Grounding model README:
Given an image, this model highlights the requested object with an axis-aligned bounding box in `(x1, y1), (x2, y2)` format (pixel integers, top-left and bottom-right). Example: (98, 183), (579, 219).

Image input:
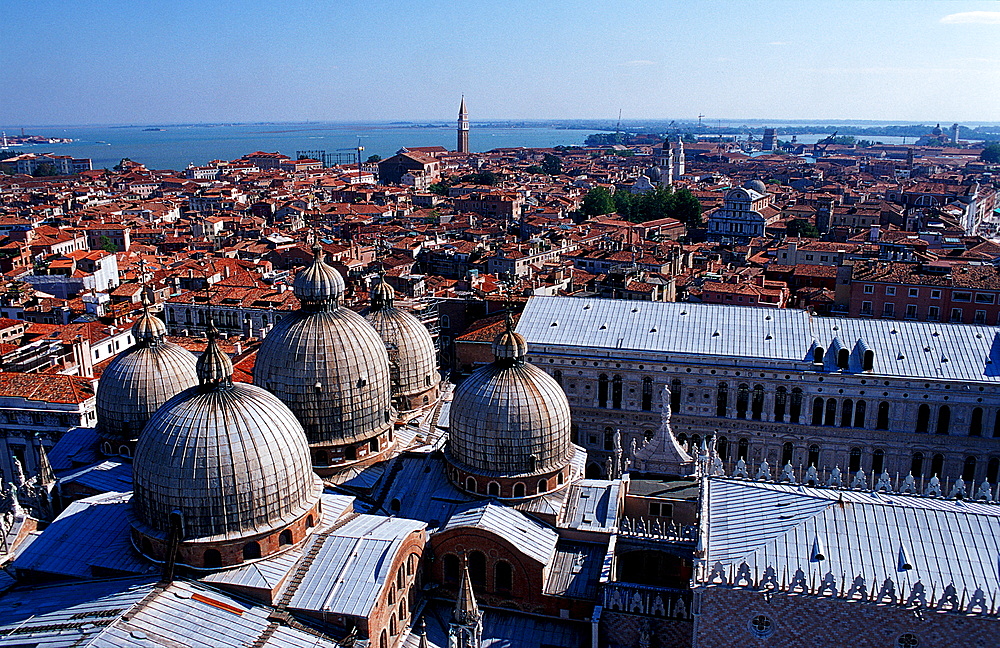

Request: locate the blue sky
(3, 0), (1000, 125)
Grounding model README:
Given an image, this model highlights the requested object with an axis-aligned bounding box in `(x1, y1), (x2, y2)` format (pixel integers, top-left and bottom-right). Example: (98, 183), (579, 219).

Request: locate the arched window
(987, 458), (999, 484)
(862, 349), (874, 371)
(495, 561), (513, 592)
(910, 453), (923, 477)
(537, 479), (547, 493)
(465, 477), (477, 493)
(824, 399), (837, 426)
(963, 456), (977, 482)
(513, 482), (525, 498)
(279, 529), (293, 546)
(970, 408), (983, 437)
(611, 375), (623, 409)
(931, 453), (944, 478)
(789, 388), (803, 423)
(774, 387), (787, 421)
(370, 437), (380, 452)
(936, 405), (951, 435)
(243, 542), (261, 560)
(736, 383), (750, 419)
(811, 397), (824, 425)
(468, 551), (486, 586)
(118, 445), (131, 458)
(598, 374), (608, 407)
(840, 399), (854, 428)
(604, 428), (614, 451)
(737, 438), (749, 460)
(872, 449), (885, 475)
(873, 401), (888, 430)
(813, 346), (825, 364)
(717, 436), (729, 460)
(854, 400), (867, 428)
(443, 554), (459, 584)
(808, 444), (820, 468)
(751, 385), (764, 420)
(203, 549), (222, 569)
(488, 482), (500, 497)
(670, 379), (682, 411)
(553, 369), (563, 386)
(380, 630), (388, 648)
(716, 383), (729, 417)
(849, 447), (862, 473)
(641, 377), (653, 411)
(390, 499), (401, 513)
(141, 537), (153, 558)
(915, 404), (930, 433)
(781, 442), (793, 466)
(837, 348), (850, 370)
(389, 616), (396, 637)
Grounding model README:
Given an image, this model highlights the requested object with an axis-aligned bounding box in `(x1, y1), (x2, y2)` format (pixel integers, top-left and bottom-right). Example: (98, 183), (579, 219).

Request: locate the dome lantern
(292, 242), (345, 311)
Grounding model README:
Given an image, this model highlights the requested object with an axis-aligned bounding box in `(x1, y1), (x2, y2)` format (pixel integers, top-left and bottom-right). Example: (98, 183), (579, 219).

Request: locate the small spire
(454, 559), (480, 625)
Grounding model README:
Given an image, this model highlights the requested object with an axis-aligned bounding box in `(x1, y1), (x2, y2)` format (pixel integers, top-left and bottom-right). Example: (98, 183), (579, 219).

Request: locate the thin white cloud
(940, 11), (1000, 24)
(620, 60), (656, 67)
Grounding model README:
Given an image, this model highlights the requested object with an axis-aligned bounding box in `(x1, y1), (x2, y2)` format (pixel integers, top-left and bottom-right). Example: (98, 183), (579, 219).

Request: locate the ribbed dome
(363, 283), (438, 404)
(254, 307), (393, 447)
(96, 312), (198, 442)
(293, 243), (345, 307)
(448, 325), (571, 477)
(743, 179), (767, 195)
(133, 337), (321, 541)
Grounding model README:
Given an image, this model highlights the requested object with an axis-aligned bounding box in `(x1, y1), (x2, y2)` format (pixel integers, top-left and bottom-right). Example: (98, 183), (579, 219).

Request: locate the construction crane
(697, 114), (705, 129)
(813, 131), (838, 156)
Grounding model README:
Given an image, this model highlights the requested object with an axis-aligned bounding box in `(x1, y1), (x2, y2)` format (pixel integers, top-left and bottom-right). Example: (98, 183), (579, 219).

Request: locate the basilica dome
(95, 302), (198, 451)
(743, 179), (767, 195)
(132, 325), (322, 569)
(362, 280), (439, 412)
(446, 315), (572, 497)
(254, 244), (394, 470)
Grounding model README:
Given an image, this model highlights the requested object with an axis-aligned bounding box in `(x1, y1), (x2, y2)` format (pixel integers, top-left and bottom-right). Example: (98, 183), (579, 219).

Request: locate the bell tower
(457, 96), (470, 153)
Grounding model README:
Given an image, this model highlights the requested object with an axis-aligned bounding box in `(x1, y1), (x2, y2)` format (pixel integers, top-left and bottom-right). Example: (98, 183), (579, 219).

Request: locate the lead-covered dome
(447, 316), (571, 482)
(363, 280), (439, 412)
(96, 302), (198, 449)
(254, 245), (394, 470)
(133, 326), (322, 568)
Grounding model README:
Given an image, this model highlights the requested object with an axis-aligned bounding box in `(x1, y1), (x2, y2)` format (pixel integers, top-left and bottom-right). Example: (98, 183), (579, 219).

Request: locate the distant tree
(525, 165), (545, 174)
(366, 154), (382, 163)
(462, 170), (499, 185)
(671, 188), (702, 227)
(31, 163), (59, 177)
(541, 153), (562, 175)
(981, 143), (1000, 163)
(581, 188), (615, 217)
(428, 182), (450, 196)
(98, 235), (119, 254)
(786, 218), (820, 238)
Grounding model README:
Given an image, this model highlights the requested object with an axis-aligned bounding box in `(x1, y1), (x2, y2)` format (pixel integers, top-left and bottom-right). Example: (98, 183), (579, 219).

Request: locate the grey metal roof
(47, 426), (100, 473)
(518, 295), (1000, 382)
(703, 477), (1000, 598)
(0, 577), (153, 647)
(557, 479), (621, 533)
(59, 460), (133, 494)
(443, 502), (558, 565)
(288, 514), (424, 618)
(543, 540), (606, 599)
(374, 454), (471, 528)
(401, 601), (587, 648)
(12, 492), (153, 580)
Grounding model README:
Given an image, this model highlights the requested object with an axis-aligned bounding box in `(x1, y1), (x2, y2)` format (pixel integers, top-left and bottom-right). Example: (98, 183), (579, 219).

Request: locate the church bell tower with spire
(457, 96), (470, 153)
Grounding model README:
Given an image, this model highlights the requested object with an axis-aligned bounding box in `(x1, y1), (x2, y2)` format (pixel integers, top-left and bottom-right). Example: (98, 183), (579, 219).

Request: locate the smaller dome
(491, 313), (527, 361)
(743, 179), (767, 195)
(132, 303), (167, 342)
(196, 324), (233, 385)
(293, 243), (345, 307)
(370, 280), (395, 309)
